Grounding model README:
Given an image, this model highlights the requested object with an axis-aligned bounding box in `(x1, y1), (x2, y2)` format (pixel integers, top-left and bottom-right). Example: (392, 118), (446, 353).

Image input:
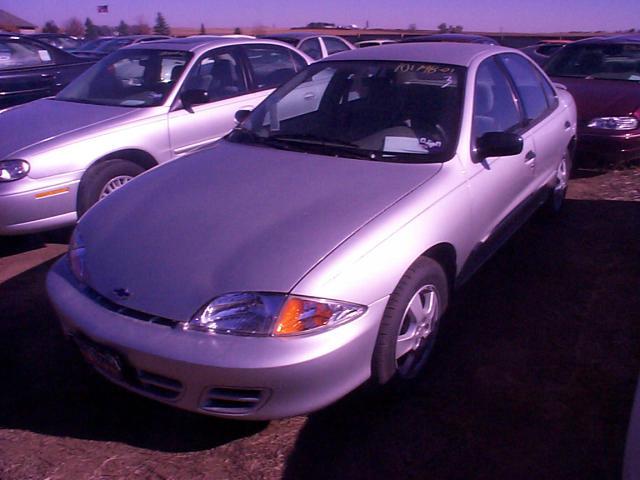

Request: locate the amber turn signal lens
(274, 298), (333, 335)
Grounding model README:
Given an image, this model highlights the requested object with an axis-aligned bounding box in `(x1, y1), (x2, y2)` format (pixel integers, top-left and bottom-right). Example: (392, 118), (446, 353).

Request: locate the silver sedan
(47, 43), (577, 420)
(0, 37), (310, 235)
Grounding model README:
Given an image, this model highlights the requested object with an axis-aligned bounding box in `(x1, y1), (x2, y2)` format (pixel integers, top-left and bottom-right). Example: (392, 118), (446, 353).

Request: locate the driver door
(168, 46), (262, 157)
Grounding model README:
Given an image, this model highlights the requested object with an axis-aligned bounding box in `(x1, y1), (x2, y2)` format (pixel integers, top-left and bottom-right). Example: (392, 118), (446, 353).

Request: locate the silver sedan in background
(47, 43), (576, 420)
(0, 37), (310, 235)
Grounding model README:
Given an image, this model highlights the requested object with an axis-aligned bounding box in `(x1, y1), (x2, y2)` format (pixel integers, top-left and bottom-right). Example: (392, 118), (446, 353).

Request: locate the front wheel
(372, 257), (449, 384)
(77, 159), (145, 217)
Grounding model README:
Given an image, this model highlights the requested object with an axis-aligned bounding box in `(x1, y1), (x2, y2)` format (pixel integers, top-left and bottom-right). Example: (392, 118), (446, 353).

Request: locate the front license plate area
(75, 336), (125, 381)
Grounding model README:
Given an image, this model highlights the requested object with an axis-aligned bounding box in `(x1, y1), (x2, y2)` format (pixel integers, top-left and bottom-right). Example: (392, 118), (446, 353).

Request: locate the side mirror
(475, 132), (523, 159)
(181, 89), (209, 113)
(235, 109), (251, 124)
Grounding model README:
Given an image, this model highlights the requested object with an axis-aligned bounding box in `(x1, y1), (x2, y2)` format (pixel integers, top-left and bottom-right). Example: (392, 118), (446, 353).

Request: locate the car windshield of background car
(545, 43), (640, 81)
(55, 49), (192, 107)
(229, 60), (464, 163)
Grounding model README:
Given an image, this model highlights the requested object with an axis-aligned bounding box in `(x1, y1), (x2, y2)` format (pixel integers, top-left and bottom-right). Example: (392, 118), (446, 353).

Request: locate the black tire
(372, 256), (449, 385)
(543, 148), (572, 217)
(77, 159), (145, 216)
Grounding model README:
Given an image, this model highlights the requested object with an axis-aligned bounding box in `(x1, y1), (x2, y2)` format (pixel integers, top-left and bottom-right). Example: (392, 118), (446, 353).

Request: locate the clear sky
(4, 0), (640, 33)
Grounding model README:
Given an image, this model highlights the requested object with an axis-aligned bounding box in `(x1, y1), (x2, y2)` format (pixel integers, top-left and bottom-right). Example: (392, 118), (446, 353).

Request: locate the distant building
(0, 9), (37, 34)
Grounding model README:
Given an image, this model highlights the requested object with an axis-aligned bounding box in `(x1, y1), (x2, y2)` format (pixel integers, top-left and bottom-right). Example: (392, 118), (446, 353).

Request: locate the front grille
(200, 387), (268, 414)
(85, 287), (180, 328)
(136, 370), (184, 399)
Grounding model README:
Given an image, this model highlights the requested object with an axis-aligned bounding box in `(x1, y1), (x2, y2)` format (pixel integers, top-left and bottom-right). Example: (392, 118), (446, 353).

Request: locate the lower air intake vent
(136, 370), (183, 399)
(200, 387), (267, 414)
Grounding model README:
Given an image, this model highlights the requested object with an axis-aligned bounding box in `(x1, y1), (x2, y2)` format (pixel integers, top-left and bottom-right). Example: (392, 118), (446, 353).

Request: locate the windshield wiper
(268, 133), (358, 148)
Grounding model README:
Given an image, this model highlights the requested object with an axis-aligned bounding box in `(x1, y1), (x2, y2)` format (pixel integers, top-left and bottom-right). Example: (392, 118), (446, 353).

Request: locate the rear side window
(473, 58), (522, 138)
(323, 37), (350, 55)
(183, 48), (247, 102)
(0, 39), (53, 69)
(244, 45), (305, 90)
(500, 53), (555, 123)
(299, 38), (322, 60)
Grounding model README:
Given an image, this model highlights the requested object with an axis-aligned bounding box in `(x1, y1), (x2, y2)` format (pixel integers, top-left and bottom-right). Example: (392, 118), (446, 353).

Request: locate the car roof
(123, 36), (304, 53)
(317, 42), (512, 66)
(573, 33), (640, 45)
(402, 33), (497, 44)
(259, 32), (314, 41)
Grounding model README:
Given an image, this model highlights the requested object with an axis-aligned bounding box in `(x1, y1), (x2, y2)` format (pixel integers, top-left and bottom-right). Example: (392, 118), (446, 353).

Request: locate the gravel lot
(1, 165), (639, 480)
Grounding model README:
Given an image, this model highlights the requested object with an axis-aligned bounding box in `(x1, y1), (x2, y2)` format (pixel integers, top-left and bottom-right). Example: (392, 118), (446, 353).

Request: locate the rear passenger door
(0, 37), (58, 107)
(168, 46), (262, 156)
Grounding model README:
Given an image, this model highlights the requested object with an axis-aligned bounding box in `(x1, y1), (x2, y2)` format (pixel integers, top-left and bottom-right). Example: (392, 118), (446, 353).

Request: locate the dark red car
(545, 35), (640, 166)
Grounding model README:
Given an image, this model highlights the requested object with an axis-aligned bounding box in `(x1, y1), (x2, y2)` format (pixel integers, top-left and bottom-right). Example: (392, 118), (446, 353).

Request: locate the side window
(183, 49), (247, 102)
(473, 58), (522, 138)
(0, 40), (53, 69)
(323, 37), (350, 55)
(500, 53), (555, 123)
(244, 45), (302, 90)
(299, 38), (322, 60)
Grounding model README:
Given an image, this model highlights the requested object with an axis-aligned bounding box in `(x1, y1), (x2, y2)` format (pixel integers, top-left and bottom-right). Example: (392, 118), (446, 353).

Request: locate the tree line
(41, 12), (171, 38)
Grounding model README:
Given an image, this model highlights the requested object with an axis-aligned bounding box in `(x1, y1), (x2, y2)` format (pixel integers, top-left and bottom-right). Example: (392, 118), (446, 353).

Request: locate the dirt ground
(1, 165), (639, 480)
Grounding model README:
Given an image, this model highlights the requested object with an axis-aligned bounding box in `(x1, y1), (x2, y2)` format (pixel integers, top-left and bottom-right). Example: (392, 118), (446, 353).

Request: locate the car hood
(551, 77), (640, 127)
(79, 141), (442, 321)
(0, 98), (138, 159)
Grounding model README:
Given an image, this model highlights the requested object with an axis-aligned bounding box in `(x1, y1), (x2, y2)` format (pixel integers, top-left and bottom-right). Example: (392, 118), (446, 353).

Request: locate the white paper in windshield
(383, 136), (424, 153)
(38, 50), (51, 62)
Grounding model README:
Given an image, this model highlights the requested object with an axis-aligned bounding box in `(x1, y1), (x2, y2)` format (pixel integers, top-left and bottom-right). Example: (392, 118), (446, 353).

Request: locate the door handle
(303, 92), (315, 100)
(525, 150), (536, 161)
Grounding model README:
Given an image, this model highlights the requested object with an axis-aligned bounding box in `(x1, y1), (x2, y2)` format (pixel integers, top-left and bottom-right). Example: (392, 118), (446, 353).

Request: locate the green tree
(437, 22), (448, 33)
(42, 20), (59, 34)
(233, 27), (242, 34)
(153, 12), (170, 35)
(116, 20), (130, 36)
(84, 17), (99, 39)
(199, 23), (206, 35)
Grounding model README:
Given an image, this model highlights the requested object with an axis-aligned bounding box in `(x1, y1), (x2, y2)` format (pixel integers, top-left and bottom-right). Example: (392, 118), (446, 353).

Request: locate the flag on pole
(97, 5), (108, 13)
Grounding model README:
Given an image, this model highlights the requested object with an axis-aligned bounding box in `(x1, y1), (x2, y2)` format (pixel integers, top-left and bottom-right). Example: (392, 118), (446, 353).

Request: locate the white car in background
(0, 37), (310, 235)
(259, 32), (355, 60)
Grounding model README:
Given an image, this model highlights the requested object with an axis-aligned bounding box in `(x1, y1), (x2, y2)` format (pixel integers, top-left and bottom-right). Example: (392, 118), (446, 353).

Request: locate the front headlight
(186, 292), (367, 336)
(68, 229), (87, 283)
(0, 159), (30, 182)
(587, 116), (638, 130)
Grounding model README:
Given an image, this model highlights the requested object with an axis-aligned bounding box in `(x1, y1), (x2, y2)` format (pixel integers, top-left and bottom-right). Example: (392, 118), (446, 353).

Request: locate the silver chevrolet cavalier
(0, 37), (310, 235)
(47, 43), (577, 420)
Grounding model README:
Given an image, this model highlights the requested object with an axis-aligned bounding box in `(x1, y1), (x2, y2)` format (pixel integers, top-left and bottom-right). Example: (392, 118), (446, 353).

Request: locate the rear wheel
(544, 148), (572, 216)
(77, 159), (145, 216)
(372, 257), (449, 384)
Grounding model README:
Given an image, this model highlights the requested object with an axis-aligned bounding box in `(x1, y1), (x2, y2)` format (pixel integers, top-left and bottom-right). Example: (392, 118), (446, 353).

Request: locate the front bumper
(46, 258), (388, 420)
(0, 173), (80, 235)
(576, 129), (640, 165)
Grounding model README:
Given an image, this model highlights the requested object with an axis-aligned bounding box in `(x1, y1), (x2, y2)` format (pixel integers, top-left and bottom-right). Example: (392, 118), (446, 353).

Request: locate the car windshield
(545, 43), (640, 81)
(228, 60), (464, 163)
(56, 48), (192, 107)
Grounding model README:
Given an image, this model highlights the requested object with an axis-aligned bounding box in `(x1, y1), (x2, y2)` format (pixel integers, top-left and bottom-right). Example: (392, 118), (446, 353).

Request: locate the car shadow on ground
(0, 258), (267, 453)
(0, 228), (71, 259)
(283, 198), (640, 480)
